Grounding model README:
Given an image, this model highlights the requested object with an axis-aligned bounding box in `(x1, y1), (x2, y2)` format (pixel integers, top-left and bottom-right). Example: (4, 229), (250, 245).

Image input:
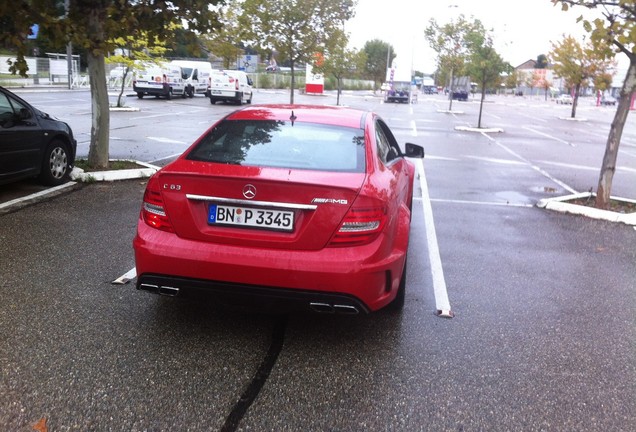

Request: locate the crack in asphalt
(220, 314), (288, 432)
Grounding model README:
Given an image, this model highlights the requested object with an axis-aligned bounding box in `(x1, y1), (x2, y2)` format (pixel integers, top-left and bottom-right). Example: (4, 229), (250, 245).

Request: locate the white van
(133, 64), (186, 100)
(208, 70), (253, 105)
(168, 60), (213, 97)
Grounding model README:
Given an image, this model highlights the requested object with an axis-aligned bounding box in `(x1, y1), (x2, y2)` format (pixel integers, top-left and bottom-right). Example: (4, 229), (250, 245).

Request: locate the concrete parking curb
(1, 161), (160, 215)
(70, 160), (159, 182)
(537, 192), (636, 226)
(0, 181), (82, 215)
(455, 126), (504, 133)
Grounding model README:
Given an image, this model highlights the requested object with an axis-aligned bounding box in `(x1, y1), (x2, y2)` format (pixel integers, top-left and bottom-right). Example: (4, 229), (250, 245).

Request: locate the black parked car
(0, 86), (76, 186)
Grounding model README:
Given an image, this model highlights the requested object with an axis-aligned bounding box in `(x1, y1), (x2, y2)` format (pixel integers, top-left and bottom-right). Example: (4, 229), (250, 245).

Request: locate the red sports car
(133, 105), (424, 314)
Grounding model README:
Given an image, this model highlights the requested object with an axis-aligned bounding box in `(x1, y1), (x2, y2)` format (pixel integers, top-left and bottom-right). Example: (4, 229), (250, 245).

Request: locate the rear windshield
(186, 119), (365, 172)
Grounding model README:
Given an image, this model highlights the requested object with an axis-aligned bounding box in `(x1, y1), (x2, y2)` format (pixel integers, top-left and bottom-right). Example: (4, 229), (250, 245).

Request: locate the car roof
(225, 105), (368, 129)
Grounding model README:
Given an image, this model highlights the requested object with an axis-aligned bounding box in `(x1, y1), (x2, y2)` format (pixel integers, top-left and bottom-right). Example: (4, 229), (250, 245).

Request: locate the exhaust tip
(158, 286), (180, 297)
(333, 305), (359, 315)
(309, 302), (335, 314)
(310, 302), (359, 314)
(138, 283), (179, 297)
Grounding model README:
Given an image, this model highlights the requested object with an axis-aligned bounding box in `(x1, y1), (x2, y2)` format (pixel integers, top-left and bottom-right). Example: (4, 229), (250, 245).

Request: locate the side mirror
(247, 77), (253, 86)
(404, 143), (424, 159)
(18, 108), (32, 120)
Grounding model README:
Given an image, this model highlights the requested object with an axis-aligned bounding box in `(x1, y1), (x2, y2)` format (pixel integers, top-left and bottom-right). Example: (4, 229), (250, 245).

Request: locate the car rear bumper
(136, 273), (370, 314)
(133, 220), (408, 313)
(209, 90), (240, 101)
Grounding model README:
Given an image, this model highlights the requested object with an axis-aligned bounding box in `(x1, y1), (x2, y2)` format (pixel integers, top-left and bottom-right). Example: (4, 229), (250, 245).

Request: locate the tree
(536, 54), (549, 69)
(425, 15), (486, 111)
(107, 33), (169, 108)
(313, 29), (366, 105)
(0, 1), (222, 169)
(202, 1), (244, 70)
(553, 0), (636, 210)
(465, 36), (508, 128)
(505, 69), (522, 93)
(239, 0), (355, 104)
(549, 35), (611, 118)
(362, 39), (395, 91)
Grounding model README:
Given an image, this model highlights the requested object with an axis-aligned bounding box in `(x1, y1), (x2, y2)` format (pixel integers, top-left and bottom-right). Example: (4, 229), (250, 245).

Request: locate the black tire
(166, 89), (172, 100)
(210, 98), (216, 105)
(247, 94), (252, 104)
(38, 140), (70, 186)
(137, 93), (143, 99)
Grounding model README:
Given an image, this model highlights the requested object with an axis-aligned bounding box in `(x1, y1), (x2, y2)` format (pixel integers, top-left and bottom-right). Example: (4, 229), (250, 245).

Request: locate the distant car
(0, 86), (76, 186)
(556, 94), (573, 104)
(601, 96), (617, 106)
(133, 105), (425, 314)
(208, 70), (253, 105)
(452, 90), (468, 101)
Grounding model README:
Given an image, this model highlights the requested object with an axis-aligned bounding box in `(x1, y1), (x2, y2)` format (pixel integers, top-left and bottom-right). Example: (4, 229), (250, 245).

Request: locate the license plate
(208, 204), (294, 231)
(212, 90), (223, 94)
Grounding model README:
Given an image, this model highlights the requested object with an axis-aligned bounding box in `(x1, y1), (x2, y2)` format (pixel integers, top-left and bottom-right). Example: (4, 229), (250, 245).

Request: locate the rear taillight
(235, 78), (239, 91)
(329, 197), (386, 246)
(141, 177), (174, 233)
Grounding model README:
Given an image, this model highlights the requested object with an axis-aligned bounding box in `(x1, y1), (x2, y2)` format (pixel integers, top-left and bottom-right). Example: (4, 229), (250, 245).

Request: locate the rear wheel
(166, 89), (172, 100)
(210, 98), (216, 105)
(137, 93), (143, 99)
(38, 140), (70, 186)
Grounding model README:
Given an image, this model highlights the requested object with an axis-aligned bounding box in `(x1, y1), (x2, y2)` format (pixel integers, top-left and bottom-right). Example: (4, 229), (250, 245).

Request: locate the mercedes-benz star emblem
(243, 184), (257, 199)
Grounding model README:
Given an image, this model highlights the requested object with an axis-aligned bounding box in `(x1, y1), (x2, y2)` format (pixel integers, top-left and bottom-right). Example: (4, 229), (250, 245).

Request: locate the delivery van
(208, 70), (253, 105)
(133, 64), (186, 100)
(168, 60), (213, 97)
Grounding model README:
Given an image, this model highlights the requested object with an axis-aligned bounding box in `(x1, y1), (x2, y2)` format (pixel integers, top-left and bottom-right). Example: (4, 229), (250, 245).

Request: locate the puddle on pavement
(530, 186), (559, 194)
(495, 191), (531, 204)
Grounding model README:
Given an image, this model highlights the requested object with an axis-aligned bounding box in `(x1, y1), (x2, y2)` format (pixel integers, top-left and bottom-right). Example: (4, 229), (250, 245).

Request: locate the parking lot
(1, 88), (635, 431)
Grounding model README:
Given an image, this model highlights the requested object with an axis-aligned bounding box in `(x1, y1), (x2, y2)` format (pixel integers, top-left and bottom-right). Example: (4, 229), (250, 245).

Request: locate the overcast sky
(345, 0), (592, 73)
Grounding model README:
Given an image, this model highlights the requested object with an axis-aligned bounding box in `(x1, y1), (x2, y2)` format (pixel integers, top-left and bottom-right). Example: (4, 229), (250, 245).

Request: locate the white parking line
(150, 153), (183, 164)
(112, 267), (136, 285)
(415, 159), (453, 318)
(523, 126), (574, 147)
(481, 133), (578, 194)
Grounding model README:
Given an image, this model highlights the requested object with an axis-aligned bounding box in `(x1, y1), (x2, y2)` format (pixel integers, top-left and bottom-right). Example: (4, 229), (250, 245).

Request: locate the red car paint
(133, 105), (424, 313)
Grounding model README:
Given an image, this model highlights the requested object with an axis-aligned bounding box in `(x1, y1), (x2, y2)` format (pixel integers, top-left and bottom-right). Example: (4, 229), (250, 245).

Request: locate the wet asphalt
(1, 90), (635, 431)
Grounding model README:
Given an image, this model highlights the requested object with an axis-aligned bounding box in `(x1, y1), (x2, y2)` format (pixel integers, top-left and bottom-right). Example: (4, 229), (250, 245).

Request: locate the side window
(375, 120), (401, 164)
(377, 120), (402, 161)
(0, 93), (16, 126)
(375, 125), (391, 164)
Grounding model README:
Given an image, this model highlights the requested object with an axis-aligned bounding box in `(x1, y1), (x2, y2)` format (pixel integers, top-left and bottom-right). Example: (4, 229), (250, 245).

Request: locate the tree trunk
(87, 52), (111, 169)
(447, 67), (454, 111)
(85, 5), (110, 169)
(477, 78), (486, 128)
(117, 67), (130, 108)
(289, 60), (295, 104)
(570, 83), (580, 119)
(595, 58), (636, 209)
(336, 76), (341, 106)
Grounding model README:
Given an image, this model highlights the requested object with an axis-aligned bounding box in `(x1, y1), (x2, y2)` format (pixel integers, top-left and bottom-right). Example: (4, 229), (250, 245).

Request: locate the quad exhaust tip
(139, 284), (358, 314)
(309, 302), (359, 315)
(138, 283), (180, 297)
